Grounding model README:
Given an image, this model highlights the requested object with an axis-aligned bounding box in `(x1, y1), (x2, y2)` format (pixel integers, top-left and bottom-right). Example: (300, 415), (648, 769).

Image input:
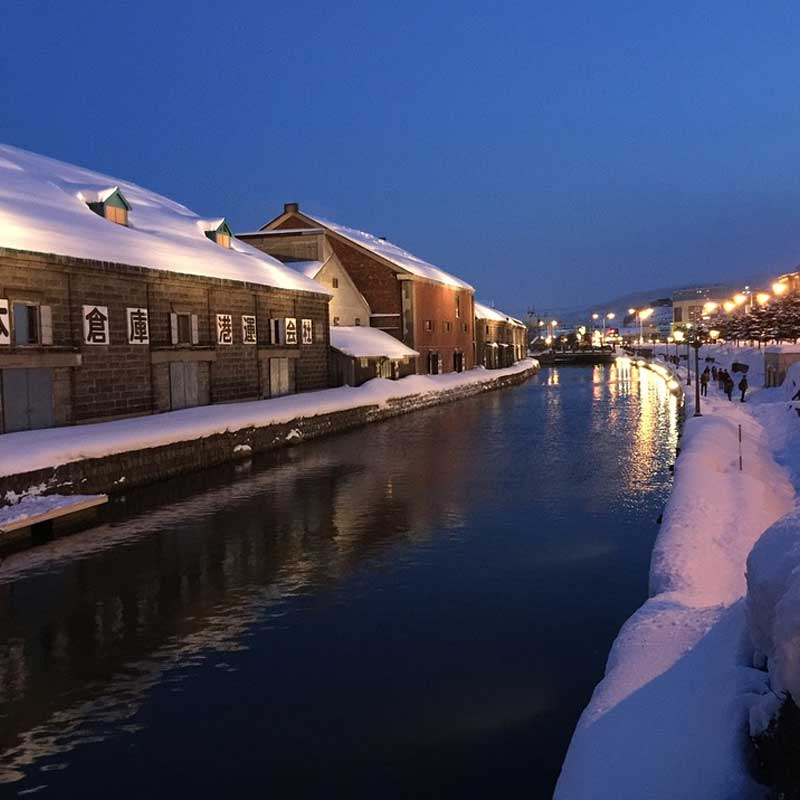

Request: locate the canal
(0, 360), (679, 798)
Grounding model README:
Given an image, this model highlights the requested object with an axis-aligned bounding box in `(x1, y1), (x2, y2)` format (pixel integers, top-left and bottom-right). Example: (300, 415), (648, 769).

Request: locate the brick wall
(413, 283), (475, 373)
(0, 248), (330, 429)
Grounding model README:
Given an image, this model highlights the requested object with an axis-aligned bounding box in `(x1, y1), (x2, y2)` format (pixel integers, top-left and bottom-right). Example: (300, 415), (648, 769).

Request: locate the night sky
(2, 0), (800, 314)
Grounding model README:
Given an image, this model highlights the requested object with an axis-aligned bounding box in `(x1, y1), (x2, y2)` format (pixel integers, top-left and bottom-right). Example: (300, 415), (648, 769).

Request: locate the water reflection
(0, 366), (678, 798)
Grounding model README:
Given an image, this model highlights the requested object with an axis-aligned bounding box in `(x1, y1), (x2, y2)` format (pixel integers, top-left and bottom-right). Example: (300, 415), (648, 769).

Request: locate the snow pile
(0, 494), (104, 528)
(0, 143), (328, 295)
(0, 359), (537, 478)
(556, 388), (795, 799)
(284, 259), (323, 278)
(329, 326), (419, 359)
(299, 212), (473, 290)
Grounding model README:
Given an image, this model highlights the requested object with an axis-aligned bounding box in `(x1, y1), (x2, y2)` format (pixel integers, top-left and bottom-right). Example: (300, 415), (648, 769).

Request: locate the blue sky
(2, 0), (800, 314)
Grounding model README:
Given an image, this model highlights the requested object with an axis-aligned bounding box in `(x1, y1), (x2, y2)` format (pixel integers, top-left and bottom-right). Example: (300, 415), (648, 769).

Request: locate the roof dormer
(199, 218), (233, 249)
(79, 186), (131, 226)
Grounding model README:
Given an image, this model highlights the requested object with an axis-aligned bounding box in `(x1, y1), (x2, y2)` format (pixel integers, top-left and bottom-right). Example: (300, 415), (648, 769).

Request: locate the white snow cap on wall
(0, 143), (329, 295)
(284, 211), (473, 291)
(330, 326), (419, 359)
(474, 301), (526, 327)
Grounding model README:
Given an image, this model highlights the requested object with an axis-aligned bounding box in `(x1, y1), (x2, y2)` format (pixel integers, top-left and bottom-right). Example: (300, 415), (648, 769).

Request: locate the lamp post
(692, 337), (703, 417)
(684, 325), (692, 385)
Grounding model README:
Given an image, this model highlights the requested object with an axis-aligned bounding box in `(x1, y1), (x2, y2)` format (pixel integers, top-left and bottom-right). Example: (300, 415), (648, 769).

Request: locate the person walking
(724, 374), (734, 401)
(700, 368), (709, 397)
(718, 369), (726, 391)
(739, 375), (749, 403)
(711, 366), (718, 382)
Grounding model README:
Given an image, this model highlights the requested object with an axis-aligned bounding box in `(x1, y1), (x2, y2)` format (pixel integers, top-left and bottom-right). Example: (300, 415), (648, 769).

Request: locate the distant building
(0, 145), (331, 433)
(238, 204), (475, 375)
(474, 302), (527, 368)
(671, 286), (731, 328)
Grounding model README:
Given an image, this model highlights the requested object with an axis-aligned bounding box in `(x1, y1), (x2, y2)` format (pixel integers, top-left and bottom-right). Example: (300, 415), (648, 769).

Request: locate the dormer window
(80, 186), (131, 227)
(200, 218), (233, 249)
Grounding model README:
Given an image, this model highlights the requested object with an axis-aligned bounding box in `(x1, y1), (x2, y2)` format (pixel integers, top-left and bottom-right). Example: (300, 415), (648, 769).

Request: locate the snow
(556, 359), (796, 799)
(0, 143), (328, 295)
(0, 360), (536, 479)
(473, 301), (525, 327)
(329, 326), (419, 359)
(284, 259), (323, 279)
(294, 212), (474, 291)
(0, 494), (105, 528)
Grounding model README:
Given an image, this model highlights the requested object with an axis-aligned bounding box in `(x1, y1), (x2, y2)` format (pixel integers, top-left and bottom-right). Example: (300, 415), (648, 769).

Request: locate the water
(0, 361), (678, 798)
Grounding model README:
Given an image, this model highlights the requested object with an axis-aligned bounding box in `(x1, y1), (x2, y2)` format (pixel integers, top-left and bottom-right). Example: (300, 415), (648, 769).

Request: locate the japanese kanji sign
(285, 317), (298, 345)
(0, 299), (9, 346)
(241, 315), (257, 344)
(127, 307), (150, 344)
(301, 318), (313, 345)
(216, 313), (233, 345)
(83, 305), (110, 345)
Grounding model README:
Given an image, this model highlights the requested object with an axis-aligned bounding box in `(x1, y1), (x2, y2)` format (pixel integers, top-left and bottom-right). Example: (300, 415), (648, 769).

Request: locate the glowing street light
(733, 293), (747, 306)
(709, 329), (720, 341)
(756, 292), (770, 306)
(703, 301), (718, 314)
(723, 301), (736, 313)
(773, 281), (788, 296)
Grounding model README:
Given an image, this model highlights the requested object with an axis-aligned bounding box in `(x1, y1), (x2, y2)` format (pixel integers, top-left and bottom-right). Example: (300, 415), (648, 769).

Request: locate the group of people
(700, 365), (748, 402)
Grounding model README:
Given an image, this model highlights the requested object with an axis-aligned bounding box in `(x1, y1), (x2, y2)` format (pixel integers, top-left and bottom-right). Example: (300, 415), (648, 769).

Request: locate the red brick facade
(0, 248), (330, 431)
(255, 208), (476, 375)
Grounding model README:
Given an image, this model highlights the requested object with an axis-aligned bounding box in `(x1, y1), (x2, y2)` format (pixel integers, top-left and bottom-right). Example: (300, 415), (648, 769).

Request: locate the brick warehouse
(474, 302), (528, 369)
(239, 203), (476, 375)
(0, 145), (331, 433)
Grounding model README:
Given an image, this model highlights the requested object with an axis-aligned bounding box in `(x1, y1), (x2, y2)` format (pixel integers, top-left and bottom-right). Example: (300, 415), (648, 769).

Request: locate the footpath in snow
(556, 348), (796, 799)
(0, 360), (537, 483)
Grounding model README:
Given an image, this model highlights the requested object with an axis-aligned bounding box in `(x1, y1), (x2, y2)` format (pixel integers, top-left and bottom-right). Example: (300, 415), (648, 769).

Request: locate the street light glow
(733, 293), (747, 306)
(723, 301), (736, 312)
(628, 307), (636, 314)
(592, 313), (599, 320)
(639, 308), (654, 320)
(702, 301), (718, 314)
(773, 281), (788, 296)
(607, 312), (615, 320)
(673, 330), (685, 342)
(756, 292), (770, 305)
(709, 329), (720, 340)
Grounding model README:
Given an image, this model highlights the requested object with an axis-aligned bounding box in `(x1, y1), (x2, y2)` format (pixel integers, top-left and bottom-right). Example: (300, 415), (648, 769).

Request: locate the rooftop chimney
(284, 202), (299, 214)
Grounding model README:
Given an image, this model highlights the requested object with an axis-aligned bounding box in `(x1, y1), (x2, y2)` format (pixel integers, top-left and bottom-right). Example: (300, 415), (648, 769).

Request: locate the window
(354, 318), (361, 326)
(104, 205), (128, 226)
(170, 312), (198, 345)
(456, 295), (461, 319)
(673, 307), (683, 323)
(269, 318), (285, 345)
(485, 325), (490, 335)
(332, 278), (339, 289)
(463, 322), (468, 333)
(444, 321), (452, 332)
(333, 316), (340, 326)
(13, 303), (39, 345)
(424, 320), (433, 332)
(216, 232), (231, 249)
(12, 303), (51, 346)
(359, 357), (369, 368)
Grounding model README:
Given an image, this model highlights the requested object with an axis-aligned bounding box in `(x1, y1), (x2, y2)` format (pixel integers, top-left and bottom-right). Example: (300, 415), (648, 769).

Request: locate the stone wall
(0, 364), (538, 500)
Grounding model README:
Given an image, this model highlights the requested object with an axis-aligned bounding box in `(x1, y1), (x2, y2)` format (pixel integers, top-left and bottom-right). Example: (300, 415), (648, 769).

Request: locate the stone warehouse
(474, 302), (528, 368)
(0, 145), (331, 433)
(238, 203), (476, 375)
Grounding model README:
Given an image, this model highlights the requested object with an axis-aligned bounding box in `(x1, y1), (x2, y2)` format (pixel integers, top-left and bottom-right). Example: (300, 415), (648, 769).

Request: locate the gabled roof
(475, 301), (526, 327)
(260, 207), (473, 291)
(0, 144), (330, 296)
(330, 326), (419, 359)
(197, 217), (232, 235)
(76, 185), (131, 209)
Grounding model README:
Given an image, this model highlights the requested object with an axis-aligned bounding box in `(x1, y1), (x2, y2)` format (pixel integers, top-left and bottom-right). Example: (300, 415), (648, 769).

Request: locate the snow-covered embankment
(556, 365), (795, 799)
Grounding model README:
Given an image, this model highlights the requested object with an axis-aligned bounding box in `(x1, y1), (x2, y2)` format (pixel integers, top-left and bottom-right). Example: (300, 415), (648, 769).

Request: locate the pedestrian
(725, 374), (734, 401)
(711, 366), (718, 382)
(700, 369), (709, 397)
(739, 375), (748, 403)
(718, 369), (726, 391)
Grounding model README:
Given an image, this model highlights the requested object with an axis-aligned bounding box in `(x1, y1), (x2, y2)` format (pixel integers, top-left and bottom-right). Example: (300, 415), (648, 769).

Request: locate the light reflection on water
(0, 363), (677, 798)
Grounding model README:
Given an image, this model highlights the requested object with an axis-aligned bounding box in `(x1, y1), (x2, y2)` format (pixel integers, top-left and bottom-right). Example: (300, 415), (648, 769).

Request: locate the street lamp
(691, 337), (703, 417)
(773, 281), (788, 296)
(638, 307), (654, 344)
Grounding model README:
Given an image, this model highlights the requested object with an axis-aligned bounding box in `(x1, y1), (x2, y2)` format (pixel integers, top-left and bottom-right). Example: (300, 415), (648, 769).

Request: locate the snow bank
(329, 326), (419, 359)
(0, 143), (327, 295)
(556, 381), (795, 799)
(0, 359), (537, 479)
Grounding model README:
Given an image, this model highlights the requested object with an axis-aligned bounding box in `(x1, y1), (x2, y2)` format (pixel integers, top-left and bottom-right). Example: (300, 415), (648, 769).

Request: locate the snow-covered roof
(285, 260), (323, 279)
(273, 212), (473, 291)
(475, 301), (526, 327)
(329, 326), (419, 359)
(0, 144), (330, 296)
